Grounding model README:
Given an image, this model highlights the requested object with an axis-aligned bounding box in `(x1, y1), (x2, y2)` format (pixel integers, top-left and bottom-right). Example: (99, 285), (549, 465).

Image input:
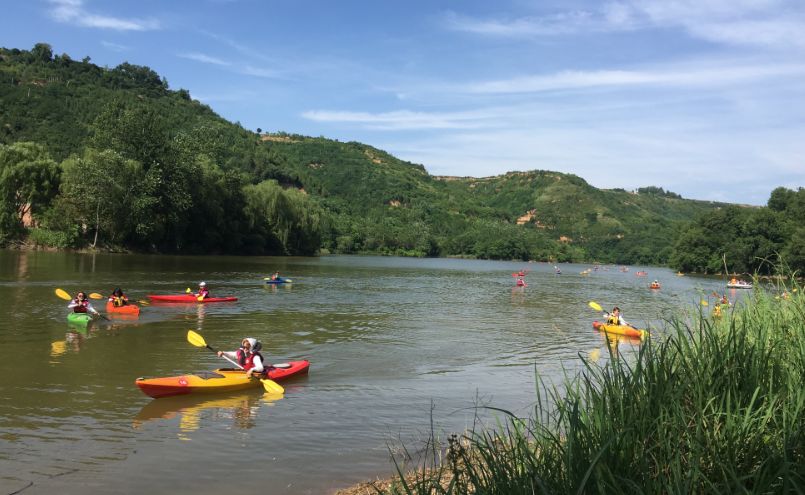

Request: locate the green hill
(0, 43), (748, 265)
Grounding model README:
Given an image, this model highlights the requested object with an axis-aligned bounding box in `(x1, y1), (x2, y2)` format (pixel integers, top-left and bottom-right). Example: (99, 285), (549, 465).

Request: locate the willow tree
(0, 142), (60, 242)
(243, 180), (322, 255)
(59, 149), (141, 247)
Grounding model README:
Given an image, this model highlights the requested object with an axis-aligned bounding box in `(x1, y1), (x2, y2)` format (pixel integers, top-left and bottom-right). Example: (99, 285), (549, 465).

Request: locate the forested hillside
(5, 42), (798, 271)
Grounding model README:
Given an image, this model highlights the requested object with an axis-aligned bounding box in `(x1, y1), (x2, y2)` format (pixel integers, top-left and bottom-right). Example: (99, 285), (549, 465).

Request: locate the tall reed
(381, 277), (805, 494)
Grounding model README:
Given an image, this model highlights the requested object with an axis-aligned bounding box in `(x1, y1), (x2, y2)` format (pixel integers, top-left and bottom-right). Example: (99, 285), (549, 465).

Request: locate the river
(0, 251), (738, 494)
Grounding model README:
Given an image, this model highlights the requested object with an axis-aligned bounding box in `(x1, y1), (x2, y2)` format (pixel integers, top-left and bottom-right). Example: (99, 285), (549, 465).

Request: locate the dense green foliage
(382, 278), (805, 494)
(2, 43), (799, 265)
(670, 187), (805, 274)
(1, 44), (321, 255)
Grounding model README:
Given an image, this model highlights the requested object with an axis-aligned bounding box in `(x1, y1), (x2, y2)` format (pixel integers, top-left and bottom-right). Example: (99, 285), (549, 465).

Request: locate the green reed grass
(380, 276), (805, 494)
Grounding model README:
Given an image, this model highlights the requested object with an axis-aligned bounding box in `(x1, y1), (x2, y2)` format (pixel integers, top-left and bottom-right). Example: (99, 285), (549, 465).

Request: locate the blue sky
(2, 0), (804, 205)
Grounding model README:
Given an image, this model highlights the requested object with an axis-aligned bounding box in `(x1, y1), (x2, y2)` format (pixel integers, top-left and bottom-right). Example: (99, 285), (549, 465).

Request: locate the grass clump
(379, 277), (805, 494)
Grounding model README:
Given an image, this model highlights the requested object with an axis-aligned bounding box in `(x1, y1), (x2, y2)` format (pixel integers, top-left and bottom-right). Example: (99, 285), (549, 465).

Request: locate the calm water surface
(0, 252), (739, 494)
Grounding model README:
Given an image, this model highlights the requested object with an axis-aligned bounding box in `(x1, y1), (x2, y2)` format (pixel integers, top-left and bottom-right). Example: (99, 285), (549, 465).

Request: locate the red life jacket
(236, 349), (264, 372)
(72, 299), (89, 313)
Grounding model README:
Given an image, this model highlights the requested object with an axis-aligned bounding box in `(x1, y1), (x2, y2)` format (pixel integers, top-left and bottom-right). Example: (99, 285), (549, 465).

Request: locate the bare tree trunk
(91, 202), (100, 248)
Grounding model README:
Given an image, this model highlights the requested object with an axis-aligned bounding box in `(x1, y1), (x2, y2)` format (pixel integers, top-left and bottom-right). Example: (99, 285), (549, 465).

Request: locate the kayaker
(108, 287), (129, 307)
(604, 306), (630, 327)
(217, 338), (265, 378)
(68, 291), (100, 316)
(270, 272), (280, 281)
(196, 281), (209, 300)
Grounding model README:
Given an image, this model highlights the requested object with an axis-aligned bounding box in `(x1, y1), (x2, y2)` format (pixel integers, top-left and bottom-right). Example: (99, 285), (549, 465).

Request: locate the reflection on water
(133, 392), (284, 437)
(0, 252), (745, 494)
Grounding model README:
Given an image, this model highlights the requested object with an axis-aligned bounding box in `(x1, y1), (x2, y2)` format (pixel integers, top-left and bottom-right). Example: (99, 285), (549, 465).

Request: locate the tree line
(2, 43), (801, 270)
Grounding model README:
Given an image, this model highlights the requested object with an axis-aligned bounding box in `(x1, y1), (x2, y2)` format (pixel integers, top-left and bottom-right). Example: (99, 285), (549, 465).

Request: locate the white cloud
(301, 109), (508, 130)
(101, 40), (128, 52)
(443, 0), (805, 49)
(462, 62), (805, 94)
(240, 65), (282, 78)
(48, 0), (160, 31)
(178, 52), (231, 66)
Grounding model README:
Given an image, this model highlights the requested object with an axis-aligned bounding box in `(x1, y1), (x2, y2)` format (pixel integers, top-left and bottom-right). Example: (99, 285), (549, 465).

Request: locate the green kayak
(67, 313), (92, 326)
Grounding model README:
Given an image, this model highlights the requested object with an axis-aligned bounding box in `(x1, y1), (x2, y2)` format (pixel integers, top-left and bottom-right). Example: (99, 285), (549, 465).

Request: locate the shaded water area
(0, 252), (738, 494)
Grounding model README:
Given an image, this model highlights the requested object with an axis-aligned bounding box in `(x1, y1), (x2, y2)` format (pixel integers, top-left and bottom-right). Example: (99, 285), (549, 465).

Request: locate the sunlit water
(0, 252), (743, 494)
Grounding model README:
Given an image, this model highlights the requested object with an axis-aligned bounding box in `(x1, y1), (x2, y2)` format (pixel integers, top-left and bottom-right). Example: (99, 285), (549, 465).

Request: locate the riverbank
(335, 278), (805, 493)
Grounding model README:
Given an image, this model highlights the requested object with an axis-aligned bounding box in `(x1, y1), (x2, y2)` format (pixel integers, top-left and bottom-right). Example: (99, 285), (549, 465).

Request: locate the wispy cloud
(178, 52), (231, 66)
(48, 0), (160, 31)
(101, 40), (128, 52)
(443, 0), (805, 49)
(301, 109), (508, 130)
(443, 9), (604, 36)
(461, 61), (805, 94)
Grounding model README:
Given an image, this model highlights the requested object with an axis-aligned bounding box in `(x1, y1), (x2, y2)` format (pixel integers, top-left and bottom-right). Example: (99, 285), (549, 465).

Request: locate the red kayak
(136, 360), (310, 398)
(106, 302), (140, 315)
(147, 294), (238, 303)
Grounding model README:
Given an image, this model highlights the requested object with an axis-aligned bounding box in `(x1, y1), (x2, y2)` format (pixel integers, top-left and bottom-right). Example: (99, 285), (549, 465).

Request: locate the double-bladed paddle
(186, 330), (284, 394)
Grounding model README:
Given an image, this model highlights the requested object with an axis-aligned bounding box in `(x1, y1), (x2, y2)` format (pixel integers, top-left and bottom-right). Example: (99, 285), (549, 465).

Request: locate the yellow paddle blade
(701, 300), (709, 306)
(197, 296), (204, 302)
(187, 330), (207, 348)
(588, 349), (601, 361)
(186, 288), (191, 293)
(588, 301), (603, 312)
(261, 379), (284, 394)
(89, 292), (104, 300)
(55, 288), (71, 300)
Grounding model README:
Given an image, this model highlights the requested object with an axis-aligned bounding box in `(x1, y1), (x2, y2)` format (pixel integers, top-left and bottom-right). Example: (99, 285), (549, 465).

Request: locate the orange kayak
(135, 360), (310, 399)
(106, 302), (140, 315)
(593, 321), (647, 340)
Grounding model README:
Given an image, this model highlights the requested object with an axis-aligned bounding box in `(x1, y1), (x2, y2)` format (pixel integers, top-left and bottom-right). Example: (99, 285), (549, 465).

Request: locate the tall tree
(0, 142), (60, 241)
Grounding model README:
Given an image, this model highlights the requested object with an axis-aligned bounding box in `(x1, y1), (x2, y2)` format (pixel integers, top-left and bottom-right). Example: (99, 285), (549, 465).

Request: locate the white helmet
(199, 281), (206, 287)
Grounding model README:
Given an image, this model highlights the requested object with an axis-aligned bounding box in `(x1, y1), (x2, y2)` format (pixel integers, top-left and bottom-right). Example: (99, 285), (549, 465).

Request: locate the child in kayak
(217, 338), (265, 378)
(270, 272), (280, 281)
(108, 287), (129, 307)
(68, 291), (100, 316)
(196, 281), (209, 300)
(604, 306), (630, 327)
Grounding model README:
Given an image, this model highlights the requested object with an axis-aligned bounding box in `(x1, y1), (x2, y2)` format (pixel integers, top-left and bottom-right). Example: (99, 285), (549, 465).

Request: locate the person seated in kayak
(604, 306), (630, 327)
(217, 338), (265, 378)
(196, 281), (209, 300)
(270, 272), (280, 281)
(108, 287), (129, 307)
(68, 291), (100, 316)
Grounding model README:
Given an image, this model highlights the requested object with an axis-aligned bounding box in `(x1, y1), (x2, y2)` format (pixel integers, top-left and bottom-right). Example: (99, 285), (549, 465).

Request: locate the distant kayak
(147, 295), (238, 303)
(593, 321), (647, 340)
(135, 360), (310, 399)
(67, 313), (92, 326)
(264, 277), (292, 285)
(106, 302), (140, 315)
(649, 283), (661, 289)
(726, 281), (752, 289)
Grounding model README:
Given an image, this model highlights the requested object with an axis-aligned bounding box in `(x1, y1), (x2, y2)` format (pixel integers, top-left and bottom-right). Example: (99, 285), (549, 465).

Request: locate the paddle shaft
(203, 343), (245, 370)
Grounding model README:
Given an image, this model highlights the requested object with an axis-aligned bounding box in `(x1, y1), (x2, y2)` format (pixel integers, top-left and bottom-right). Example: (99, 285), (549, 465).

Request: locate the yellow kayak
(593, 321), (647, 340)
(135, 361), (310, 398)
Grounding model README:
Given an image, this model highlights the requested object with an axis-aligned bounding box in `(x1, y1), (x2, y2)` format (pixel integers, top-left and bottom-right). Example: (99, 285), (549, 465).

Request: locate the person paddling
(196, 281), (209, 300)
(217, 338), (265, 379)
(68, 291), (100, 317)
(108, 287), (129, 307)
(604, 306), (631, 327)
(270, 272), (280, 281)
